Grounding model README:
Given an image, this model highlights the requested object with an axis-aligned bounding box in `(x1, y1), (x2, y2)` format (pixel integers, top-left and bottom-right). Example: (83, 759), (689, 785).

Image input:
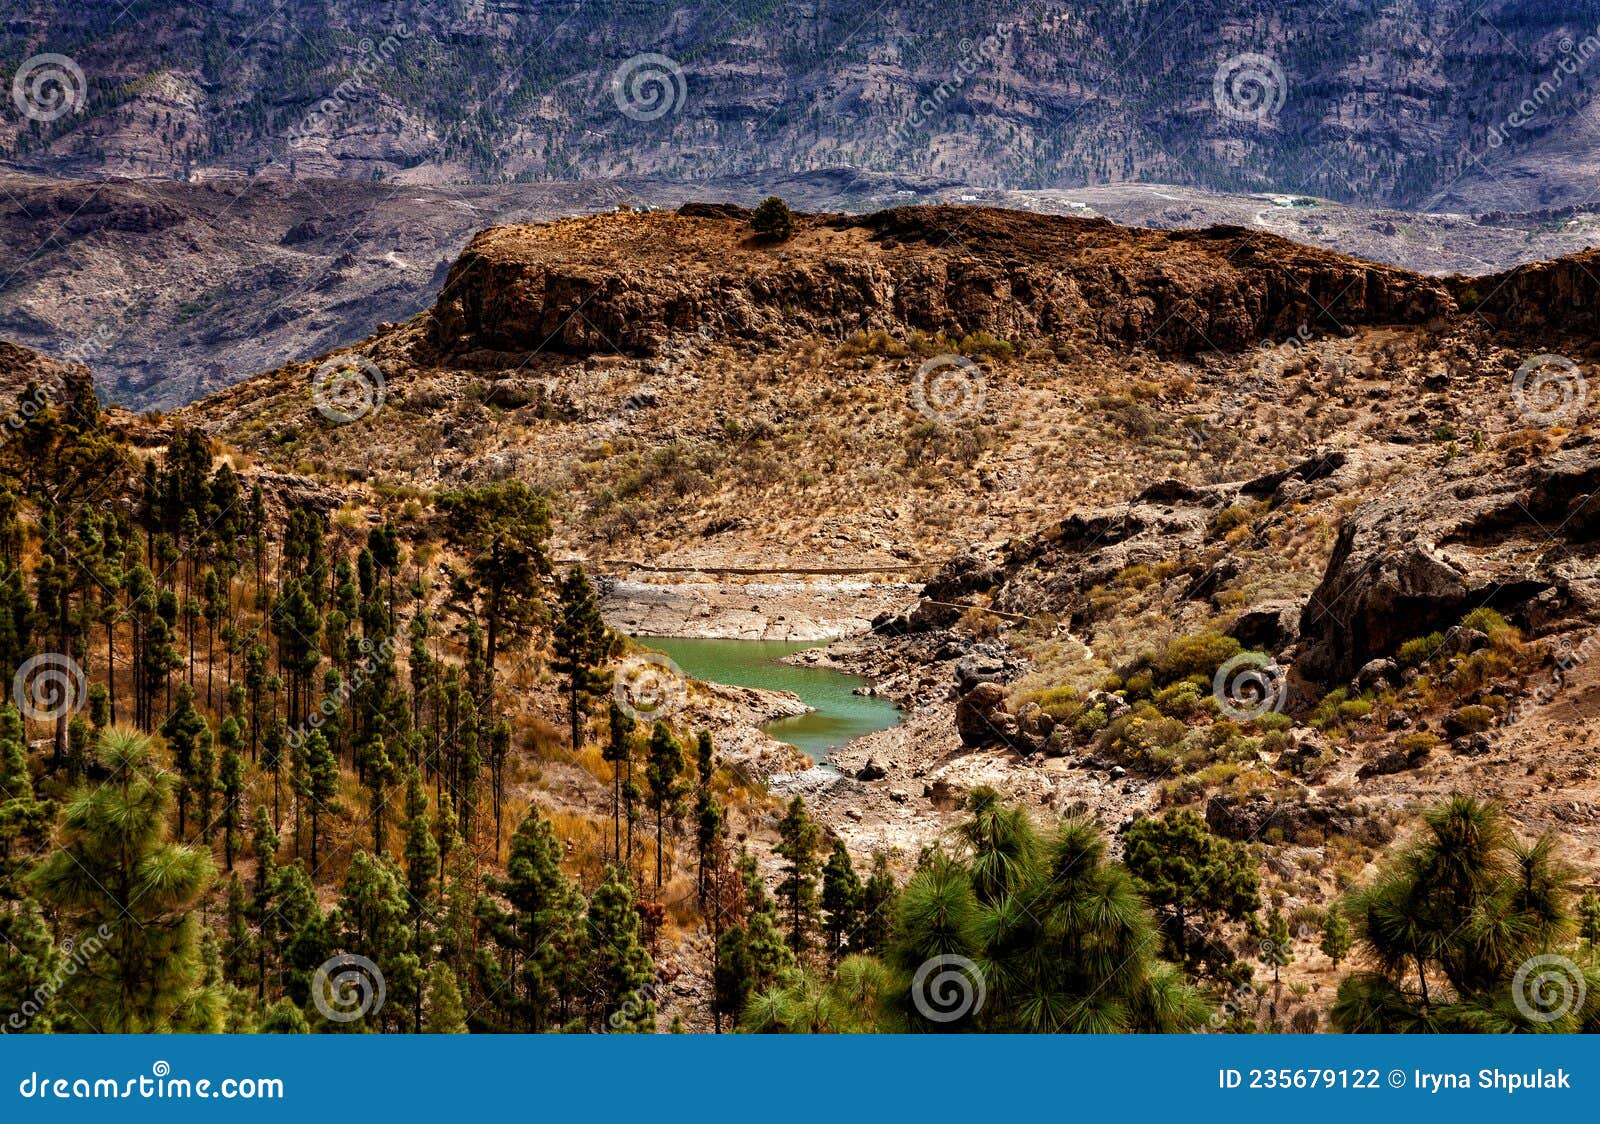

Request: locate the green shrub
(1396, 632), (1446, 668)
(751, 196), (796, 240)
(1073, 704), (1109, 738)
(1397, 732), (1441, 756)
(1452, 704), (1495, 733)
(1459, 607), (1513, 641)
(1153, 681), (1207, 720)
(1336, 698), (1373, 723)
(1155, 632), (1242, 684)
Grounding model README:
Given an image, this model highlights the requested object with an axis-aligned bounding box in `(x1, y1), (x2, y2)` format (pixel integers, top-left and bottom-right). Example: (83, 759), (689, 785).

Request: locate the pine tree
(359, 733), (398, 855)
(423, 962), (469, 1033)
(480, 807), (577, 1031)
(741, 847), (795, 990)
(160, 682), (207, 839)
(0, 703), (49, 887)
(551, 565), (609, 752)
(249, 805), (278, 1001)
(775, 796), (821, 954)
(304, 730), (338, 871)
(645, 721), (685, 894)
(693, 729), (723, 909)
(1332, 797), (1578, 1032)
(820, 839), (862, 957)
(1261, 907), (1293, 1028)
(1123, 808), (1260, 967)
(857, 851), (896, 955)
(603, 702), (634, 862)
(335, 852), (419, 1033)
(1320, 906), (1352, 970)
(401, 767), (438, 1001)
(712, 925), (754, 1033)
(588, 865), (655, 1032)
(218, 737), (243, 870)
(0, 704), (57, 1031)
(258, 998), (309, 1033)
(437, 481), (551, 700)
(0, 895), (61, 1031)
(31, 728), (221, 1031)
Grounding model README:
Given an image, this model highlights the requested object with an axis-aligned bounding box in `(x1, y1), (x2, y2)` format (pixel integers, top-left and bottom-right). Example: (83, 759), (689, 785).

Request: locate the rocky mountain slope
(167, 202), (1600, 907)
(11, 169), (1600, 413)
(7, 1), (1600, 210)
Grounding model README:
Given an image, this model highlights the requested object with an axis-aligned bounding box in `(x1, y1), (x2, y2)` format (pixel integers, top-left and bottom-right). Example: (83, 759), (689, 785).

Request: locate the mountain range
(6, 0), (1600, 212)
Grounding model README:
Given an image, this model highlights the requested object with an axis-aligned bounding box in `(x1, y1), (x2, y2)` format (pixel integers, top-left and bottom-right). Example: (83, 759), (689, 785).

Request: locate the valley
(7, 193), (1600, 1035)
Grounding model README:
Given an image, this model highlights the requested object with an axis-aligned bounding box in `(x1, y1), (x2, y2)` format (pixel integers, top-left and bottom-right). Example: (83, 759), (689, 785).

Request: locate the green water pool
(639, 637), (901, 760)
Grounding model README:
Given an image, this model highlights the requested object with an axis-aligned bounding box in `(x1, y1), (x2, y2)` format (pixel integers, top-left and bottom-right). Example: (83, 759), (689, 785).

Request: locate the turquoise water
(640, 637), (901, 760)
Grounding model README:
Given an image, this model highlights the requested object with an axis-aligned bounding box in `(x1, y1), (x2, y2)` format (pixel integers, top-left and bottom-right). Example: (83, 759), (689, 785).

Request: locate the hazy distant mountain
(6, 0), (1600, 209)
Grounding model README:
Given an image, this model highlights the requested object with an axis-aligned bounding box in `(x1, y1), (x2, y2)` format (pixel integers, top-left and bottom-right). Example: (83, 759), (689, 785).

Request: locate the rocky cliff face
(430, 205), (1462, 361)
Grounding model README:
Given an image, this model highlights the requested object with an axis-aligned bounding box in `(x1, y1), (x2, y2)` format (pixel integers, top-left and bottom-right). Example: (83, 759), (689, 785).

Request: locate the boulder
(855, 758), (888, 781)
(955, 682), (1013, 747)
(1353, 657), (1401, 693)
(1227, 600), (1301, 653)
(1300, 536), (1468, 685)
(1357, 738), (1434, 778)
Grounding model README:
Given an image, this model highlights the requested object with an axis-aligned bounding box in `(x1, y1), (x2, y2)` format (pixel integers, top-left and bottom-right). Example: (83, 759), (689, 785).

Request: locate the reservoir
(639, 637), (901, 760)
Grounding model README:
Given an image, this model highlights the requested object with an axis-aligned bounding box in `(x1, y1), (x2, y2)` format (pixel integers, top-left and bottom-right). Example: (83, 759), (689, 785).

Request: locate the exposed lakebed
(641, 637), (901, 760)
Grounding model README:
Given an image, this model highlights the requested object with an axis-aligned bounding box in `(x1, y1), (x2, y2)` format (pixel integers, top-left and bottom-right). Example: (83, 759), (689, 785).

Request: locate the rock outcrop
(429, 206), (1459, 362)
(1297, 442), (1600, 684)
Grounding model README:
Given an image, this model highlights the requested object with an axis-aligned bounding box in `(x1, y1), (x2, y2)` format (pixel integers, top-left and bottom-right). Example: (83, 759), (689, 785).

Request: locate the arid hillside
(173, 202), (1600, 1034)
